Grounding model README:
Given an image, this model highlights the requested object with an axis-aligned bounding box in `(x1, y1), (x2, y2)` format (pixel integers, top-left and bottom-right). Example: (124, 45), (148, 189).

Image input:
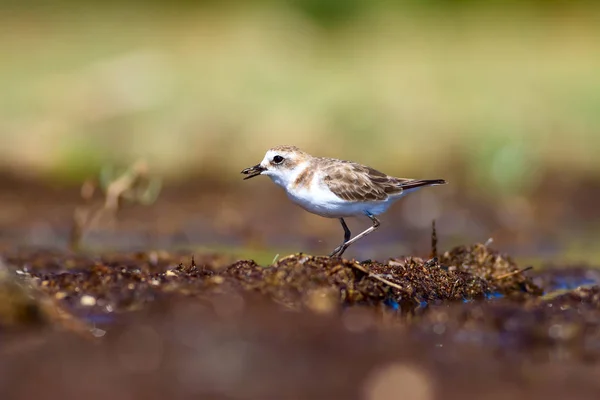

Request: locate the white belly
(285, 183), (397, 218)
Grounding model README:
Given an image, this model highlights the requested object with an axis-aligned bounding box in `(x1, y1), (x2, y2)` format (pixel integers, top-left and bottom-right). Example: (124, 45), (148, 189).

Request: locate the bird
(241, 145), (446, 257)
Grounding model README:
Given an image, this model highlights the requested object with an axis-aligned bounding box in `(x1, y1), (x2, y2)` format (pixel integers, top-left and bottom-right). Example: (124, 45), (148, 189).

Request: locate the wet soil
(1, 243), (600, 400)
(1, 174), (600, 399)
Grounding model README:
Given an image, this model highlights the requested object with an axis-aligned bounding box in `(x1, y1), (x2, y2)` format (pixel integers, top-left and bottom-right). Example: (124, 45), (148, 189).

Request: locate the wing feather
(320, 159), (446, 202)
(321, 161), (400, 201)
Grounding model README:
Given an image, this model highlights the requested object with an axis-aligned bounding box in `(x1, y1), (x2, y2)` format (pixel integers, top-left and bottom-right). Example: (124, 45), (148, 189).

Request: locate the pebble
(80, 295), (97, 306)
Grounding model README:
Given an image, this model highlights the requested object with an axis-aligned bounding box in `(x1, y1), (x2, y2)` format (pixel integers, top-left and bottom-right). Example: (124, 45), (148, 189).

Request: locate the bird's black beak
(241, 164), (265, 180)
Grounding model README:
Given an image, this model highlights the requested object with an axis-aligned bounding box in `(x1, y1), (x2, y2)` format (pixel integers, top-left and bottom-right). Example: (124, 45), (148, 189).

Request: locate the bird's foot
(329, 244), (347, 258)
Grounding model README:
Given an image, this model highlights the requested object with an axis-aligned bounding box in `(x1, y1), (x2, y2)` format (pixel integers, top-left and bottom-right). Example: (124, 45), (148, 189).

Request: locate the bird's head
(241, 145), (311, 187)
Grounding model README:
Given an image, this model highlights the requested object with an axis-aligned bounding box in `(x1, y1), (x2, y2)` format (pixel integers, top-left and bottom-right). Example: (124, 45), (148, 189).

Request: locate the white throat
(267, 161), (310, 189)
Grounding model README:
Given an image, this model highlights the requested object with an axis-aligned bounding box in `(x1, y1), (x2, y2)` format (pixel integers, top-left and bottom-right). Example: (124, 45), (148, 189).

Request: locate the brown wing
(320, 159), (446, 202)
(320, 160), (404, 202)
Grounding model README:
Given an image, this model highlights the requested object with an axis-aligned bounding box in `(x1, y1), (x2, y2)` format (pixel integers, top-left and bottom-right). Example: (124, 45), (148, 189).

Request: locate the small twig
(351, 262), (405, 291)
(276, 253), (302, 263)
(104, 160), (148, 210)
(430, 219), (438, 259)
(450, 279), (460, 297)
(495, 266), (533, 280)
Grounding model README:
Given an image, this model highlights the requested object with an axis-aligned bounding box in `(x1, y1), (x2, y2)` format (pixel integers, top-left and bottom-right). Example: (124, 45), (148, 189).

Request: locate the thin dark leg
(340, 218), (351, 242)
(328, 218), (352, 257)
(330, 213), (381, 258)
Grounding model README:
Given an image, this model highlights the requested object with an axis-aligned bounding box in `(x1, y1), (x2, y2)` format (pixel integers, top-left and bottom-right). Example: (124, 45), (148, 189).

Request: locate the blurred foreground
(2, 244), (600, 400)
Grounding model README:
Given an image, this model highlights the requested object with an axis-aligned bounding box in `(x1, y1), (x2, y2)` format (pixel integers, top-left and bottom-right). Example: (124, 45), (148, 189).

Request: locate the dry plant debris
(70, 160), (162, 251)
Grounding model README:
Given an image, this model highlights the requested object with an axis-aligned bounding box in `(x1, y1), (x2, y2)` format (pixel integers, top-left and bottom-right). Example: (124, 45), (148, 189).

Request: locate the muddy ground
(1, 174), (600, 400)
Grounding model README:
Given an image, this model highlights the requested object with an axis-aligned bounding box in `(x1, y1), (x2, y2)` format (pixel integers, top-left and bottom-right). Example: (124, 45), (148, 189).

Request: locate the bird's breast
(285, 177), (365, 218)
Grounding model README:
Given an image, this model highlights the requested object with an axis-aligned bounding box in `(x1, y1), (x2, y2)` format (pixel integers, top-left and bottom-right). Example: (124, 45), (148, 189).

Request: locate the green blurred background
(1, 0), (599, 261)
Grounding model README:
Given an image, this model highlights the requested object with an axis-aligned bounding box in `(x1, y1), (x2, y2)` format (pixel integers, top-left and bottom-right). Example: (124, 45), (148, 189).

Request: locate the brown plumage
(271, 145), (304, 154)
(318, 158), (445, 202)
(292, 166), (316, 189)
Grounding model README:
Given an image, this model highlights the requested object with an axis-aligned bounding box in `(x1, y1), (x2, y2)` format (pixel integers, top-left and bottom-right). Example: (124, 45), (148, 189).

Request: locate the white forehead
(264, 149), (292, 161)
(265, 149), (278, 160)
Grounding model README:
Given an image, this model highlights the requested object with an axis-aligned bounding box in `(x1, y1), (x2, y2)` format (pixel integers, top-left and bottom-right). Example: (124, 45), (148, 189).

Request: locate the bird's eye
(272, 155), (284, 164)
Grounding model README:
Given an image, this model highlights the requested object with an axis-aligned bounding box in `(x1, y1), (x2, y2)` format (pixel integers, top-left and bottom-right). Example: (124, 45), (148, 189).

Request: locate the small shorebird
(241, 145), (446, 257)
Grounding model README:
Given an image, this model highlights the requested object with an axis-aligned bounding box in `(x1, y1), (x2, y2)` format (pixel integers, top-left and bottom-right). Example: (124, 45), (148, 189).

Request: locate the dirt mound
(1, 245), (600, 399)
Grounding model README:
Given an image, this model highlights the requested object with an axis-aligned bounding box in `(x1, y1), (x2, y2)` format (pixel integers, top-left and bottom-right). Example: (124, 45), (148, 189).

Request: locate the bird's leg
(341, 218), (351, 243)
(329, 218), (351, 257)
(330, 214), (380, 257)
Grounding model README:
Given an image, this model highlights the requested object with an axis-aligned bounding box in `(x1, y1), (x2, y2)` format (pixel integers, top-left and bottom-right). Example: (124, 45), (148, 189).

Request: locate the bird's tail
(398, 179), (447, 190)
